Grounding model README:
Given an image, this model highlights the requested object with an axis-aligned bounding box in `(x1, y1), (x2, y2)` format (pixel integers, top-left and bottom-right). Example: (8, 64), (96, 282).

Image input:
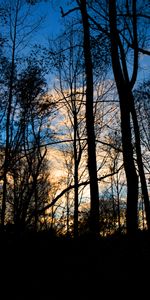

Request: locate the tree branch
(26, 164), (124, 224)
(60, 6), (79, 17)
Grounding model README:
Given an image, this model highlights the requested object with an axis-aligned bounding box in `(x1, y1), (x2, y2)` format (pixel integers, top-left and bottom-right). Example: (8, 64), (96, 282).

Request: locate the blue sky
(0, 0), (64, 44)
(1, 0), (149, 83)
(35, 1), (62, 39)
(31, 0), (71, 43)
(32, 1), (150, 83)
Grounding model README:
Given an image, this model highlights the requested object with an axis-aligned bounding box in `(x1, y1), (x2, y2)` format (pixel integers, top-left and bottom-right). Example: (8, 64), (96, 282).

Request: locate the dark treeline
(0, 0), (150, 298)
(0, 0), (149, 237)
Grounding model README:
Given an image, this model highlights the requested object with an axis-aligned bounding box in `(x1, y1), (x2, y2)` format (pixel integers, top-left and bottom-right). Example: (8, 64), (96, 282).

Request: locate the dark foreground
(1, 230), (150, 299)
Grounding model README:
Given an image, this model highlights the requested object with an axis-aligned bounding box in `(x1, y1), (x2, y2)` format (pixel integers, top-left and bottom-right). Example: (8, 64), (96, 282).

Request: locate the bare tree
(75, 0), (100, 237)
(85, 0), (150, 235)
(0, 0), (44, 228)
(6, 62), (54, 231)
(108, 0), (150, 235)
(50, 23), (87, 238)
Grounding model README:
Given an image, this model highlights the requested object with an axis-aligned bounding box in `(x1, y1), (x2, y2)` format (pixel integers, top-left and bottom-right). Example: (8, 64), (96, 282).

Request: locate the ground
(1, 231), (150, 299)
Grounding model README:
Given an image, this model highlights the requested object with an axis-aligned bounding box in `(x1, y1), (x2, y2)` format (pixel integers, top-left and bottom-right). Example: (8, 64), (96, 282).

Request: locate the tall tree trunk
(109, 0), (138, 236)
(130, 92), (150, 230)
(66, 190), (70, 236)
(116, 171), (121, 232)
(1, 0), (20, 228)
(1, 64), (14, 227)
(73, 108), (79, 239)
(34, 177), (38, 231)
(79, 0), (99, 237)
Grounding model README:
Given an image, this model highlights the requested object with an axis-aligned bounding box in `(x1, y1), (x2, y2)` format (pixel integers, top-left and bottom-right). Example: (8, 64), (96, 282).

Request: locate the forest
(0, 0), (150, 298)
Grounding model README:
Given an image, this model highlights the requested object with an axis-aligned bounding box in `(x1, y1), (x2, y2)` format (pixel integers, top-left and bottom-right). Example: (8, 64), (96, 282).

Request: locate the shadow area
(1, 231), (150, 299)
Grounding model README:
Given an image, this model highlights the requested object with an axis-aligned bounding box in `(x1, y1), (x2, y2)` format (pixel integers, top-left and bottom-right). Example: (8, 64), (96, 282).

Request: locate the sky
(34, 1), (63, 39)
(30, 0), (150, 83)
(29, 0), (72, 43)
(0, 0), (149, 228)
(0, 0), (64, 45)
(1, 0), (149, 82)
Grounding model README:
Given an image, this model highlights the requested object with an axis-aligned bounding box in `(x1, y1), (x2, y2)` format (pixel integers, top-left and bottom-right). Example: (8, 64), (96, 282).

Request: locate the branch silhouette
(26, 164), (123, 224)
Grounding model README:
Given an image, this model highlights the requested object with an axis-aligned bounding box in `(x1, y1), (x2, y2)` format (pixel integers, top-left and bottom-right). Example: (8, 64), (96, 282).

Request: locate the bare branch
(26, 164), (124, 223)
(60, 6), (79, 18)
(136, 47), (150, 56)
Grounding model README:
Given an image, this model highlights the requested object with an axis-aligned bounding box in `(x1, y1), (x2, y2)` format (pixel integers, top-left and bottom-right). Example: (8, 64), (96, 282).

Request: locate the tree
(85, 0), (150, 235)
(0, 0), (45, 228)
(134, 80), (150, 169)
(76, 0), (99, 237)
(1, 0), (20, 228)
(50, 23), (88, 238)
(108, 0), (150, 235)
(108, 0), (138, 235)
(6, 62), (54, 231)
(134, 80), (150, 228)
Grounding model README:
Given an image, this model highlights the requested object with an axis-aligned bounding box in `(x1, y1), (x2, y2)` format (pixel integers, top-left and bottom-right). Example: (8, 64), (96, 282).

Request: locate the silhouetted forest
(0, 0), (150, 298)
(1, 229), (150, 299)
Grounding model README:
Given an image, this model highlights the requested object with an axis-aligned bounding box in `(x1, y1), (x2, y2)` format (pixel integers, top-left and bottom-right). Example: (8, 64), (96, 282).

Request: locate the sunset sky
(0, 0), (149, 234)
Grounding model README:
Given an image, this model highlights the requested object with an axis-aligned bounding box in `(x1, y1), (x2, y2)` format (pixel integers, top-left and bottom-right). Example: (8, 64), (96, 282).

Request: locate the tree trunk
(73, 108), (79, 239)
(109, 0), (138, 236)
(130, 91), (150, 230)
(1, 0), (19, 228)
(79, 0), (99, 237)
